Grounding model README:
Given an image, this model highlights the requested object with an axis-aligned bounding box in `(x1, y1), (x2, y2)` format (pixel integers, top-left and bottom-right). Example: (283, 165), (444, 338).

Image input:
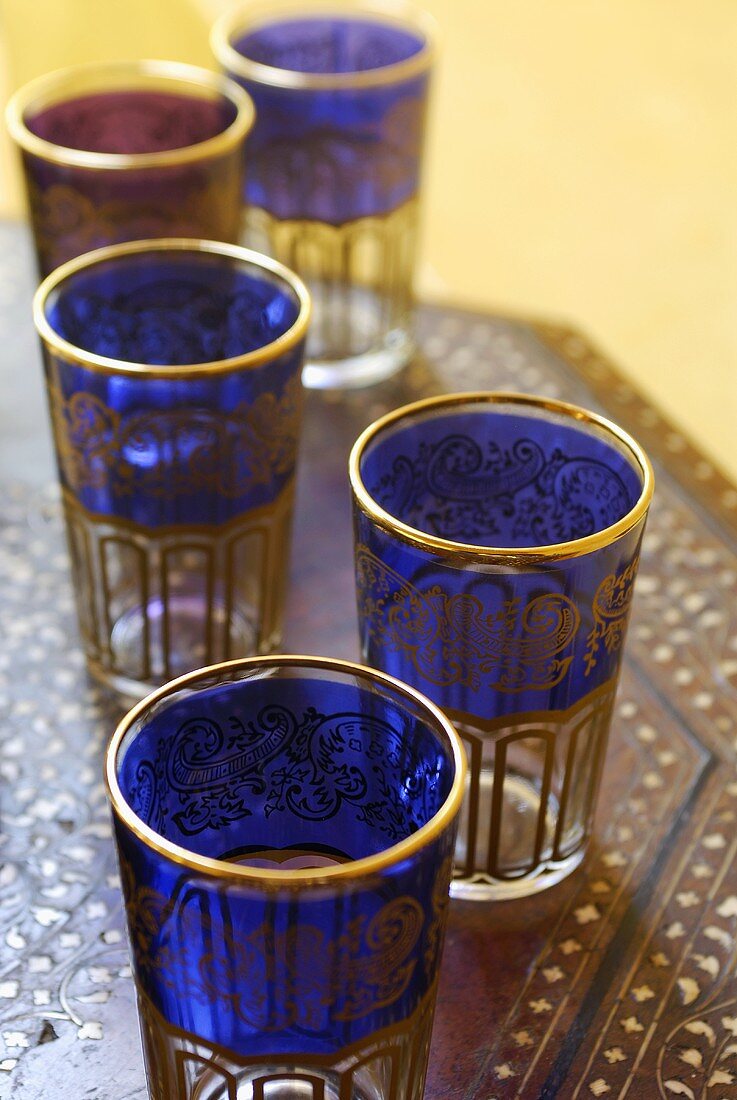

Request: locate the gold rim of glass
(32, 237), (312, 378)
(350, 391), (655, 564)
(105, 654), (467, 888)
(5, 59), (255, 170)
(211, 0), (435, 91)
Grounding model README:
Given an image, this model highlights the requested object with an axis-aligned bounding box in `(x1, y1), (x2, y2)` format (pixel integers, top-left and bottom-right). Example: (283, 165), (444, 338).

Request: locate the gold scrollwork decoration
(50, 390), (120, 490)
(424, 854), (452, 981)
(47, 374), (302, 499)
(246, 94), (425, 211)
(120, 855), (425, 1029)
(334, 896), (423, 1021)
(355, 545), (580, 693)
(584, 556), (640, 675)
(28, 177), (241, 273)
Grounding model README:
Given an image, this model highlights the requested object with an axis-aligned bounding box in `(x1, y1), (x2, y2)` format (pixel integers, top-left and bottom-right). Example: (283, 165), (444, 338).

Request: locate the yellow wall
(2, 0), (736, 478)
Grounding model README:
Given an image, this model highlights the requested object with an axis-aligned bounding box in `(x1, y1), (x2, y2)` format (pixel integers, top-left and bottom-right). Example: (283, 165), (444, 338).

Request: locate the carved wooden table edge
(414, 306), (737, 1100)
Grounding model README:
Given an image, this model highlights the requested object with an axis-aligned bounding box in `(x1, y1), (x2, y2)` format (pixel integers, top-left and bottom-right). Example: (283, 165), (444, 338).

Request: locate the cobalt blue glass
(33, 239), (310, 700)
(211, 2), (435, 389)
(6, 61), (254, 277)
(350, 392), (654, 900)
(106, 655), (465, 1100)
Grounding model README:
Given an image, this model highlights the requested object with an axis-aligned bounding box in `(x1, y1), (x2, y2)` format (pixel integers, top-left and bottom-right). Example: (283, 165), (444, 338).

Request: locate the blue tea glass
(350, 392), (654, 900)
(106, 655), (465, 1100)
(211, 2), (434, 388)
(6, 61), (254, 277)
(33, 239), (310, 700)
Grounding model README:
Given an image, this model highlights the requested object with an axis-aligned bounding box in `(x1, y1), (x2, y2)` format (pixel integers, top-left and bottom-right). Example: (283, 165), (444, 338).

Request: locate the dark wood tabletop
(2, 219), (737, 1099)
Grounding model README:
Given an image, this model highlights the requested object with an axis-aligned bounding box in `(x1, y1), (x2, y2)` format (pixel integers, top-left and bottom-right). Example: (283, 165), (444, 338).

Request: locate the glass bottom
(451, 737), (590, 901)
(442, 689), (617, 900)
(62, 483), (294, 703)
(113, 593), (256, 676)
(87, 593), (276, 702)
(192, 1065), (380, 1100)
(241, 201), (417, 391)
(302, 324), (414, 390)
(450, 847), (586, 902)
(138, 965), (436, 1100)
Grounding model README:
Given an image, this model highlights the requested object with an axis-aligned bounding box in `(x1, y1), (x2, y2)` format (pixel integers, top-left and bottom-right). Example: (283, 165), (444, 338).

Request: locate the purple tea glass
(6, 60), (254, 276)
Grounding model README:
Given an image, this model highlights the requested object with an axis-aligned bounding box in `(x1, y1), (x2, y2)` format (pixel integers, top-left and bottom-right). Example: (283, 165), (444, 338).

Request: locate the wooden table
(2, 221), (737, 1098)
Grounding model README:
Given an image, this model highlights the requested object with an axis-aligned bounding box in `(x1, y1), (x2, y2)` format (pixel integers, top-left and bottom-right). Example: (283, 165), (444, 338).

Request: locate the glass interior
(360, 402), (645, 547)
(234, 16), (425, 74)
(26, 89), (237, 154)
(115, 666), (455, 864)
(44, 250), (301, 364)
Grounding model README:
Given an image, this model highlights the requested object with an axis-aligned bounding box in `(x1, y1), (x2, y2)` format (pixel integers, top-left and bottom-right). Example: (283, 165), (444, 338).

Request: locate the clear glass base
(62, 483), (294, 703)
(452, 757), (588, 901)
(302, 327), (414, 390)
(242, 199), (419, 392)
(450, 847), (586, 902)
(112, 593), (256, 678)
(192, 1065), (378, 1100)
(87, 594), (277, 703)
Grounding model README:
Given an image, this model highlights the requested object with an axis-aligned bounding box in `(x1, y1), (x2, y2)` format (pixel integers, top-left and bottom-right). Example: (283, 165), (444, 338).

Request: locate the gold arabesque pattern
(424, 854), (452, 981)
(48, 374), (302, 498)
(27, 173), (242, 277)
(4, 292), (734, 1096)
(106, 656), (466, 889)
(355, 543), (581, 693)
(350, 392), (654, 564)
(33, 238), (311, 378)
(584, 555), (641, 676)
(121, 853), (424, 1027)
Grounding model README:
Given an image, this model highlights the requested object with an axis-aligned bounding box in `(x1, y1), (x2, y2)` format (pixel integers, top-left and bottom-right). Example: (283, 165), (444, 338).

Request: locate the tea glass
(351, 392), (654, 900)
